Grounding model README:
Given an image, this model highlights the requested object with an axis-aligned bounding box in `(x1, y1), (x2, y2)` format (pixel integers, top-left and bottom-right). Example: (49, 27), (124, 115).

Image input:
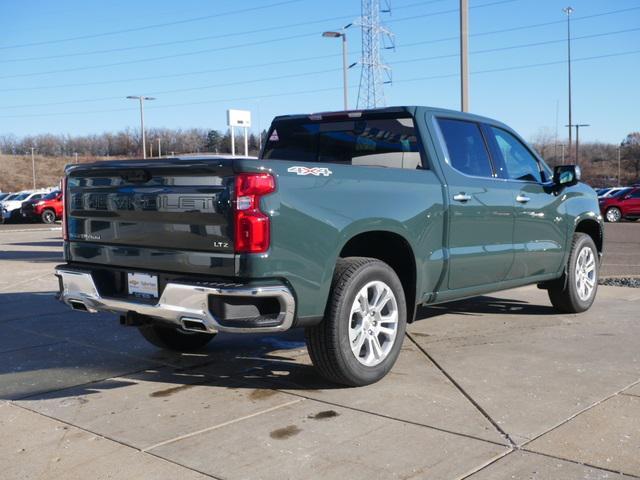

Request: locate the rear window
(262, 116), (423, 169)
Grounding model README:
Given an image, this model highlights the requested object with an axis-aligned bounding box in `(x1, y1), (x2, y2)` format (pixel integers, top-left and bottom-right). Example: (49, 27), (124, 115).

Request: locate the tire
(138, 324), (215, 351)
(605, 207), (622, 223)
(41, 209), (56, 224)
(548, 233), (599, 313)
(305, 257), (407, 387)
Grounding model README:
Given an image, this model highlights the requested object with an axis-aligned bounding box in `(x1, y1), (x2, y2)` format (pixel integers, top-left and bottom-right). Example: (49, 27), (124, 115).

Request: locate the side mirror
(553, 165), (581, 187)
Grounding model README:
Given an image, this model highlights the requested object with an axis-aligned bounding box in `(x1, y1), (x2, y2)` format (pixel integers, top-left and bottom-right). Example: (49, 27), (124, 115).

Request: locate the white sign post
(227, 109), (252, 157)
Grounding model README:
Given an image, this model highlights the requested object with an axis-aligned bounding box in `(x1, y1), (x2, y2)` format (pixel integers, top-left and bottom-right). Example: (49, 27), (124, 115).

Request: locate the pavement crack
(519, 448), (640, 479)
(407, 333), (517, 447)
(8, 401), (224, 480)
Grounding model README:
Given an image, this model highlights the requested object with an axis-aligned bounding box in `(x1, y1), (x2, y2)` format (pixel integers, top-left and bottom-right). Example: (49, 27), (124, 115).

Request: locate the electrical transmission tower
(356, 0), (395, 109)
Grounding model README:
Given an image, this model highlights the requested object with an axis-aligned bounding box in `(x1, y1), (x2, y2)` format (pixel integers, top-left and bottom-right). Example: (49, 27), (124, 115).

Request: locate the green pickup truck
(56, 106), (603, 386)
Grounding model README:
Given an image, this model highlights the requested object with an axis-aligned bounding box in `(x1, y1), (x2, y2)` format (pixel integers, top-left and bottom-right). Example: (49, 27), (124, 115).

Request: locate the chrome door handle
(453, 193), (472, 202)
(516, 194), (530, 204)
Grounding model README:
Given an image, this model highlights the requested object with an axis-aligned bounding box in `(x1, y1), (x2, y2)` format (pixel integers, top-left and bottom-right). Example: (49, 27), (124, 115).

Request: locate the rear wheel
(305, 257), (407, 387)
(605, 207), (622, 223)
(548, 233), (598, 313)
(41, 209), (56, 224)
(138, 324), (215, 351)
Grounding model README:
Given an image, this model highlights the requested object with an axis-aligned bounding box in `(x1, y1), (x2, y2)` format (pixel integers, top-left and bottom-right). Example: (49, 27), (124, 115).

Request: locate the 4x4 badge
(287, 166), (333, 177)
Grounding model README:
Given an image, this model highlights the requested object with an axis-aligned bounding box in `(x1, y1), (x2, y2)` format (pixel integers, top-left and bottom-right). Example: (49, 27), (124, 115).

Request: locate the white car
(1, 190), (48, 223)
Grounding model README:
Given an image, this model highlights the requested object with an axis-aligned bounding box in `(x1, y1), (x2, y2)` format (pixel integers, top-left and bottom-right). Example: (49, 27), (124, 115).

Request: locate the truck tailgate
(65, 158), (236, 275)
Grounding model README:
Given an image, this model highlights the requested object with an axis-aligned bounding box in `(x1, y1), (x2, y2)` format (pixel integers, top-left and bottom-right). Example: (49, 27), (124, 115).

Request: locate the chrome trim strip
(55, 268), (295, 334)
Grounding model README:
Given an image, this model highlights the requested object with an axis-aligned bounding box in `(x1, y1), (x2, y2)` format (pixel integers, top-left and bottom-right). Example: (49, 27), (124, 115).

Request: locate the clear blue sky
(0, 0), (638, 144)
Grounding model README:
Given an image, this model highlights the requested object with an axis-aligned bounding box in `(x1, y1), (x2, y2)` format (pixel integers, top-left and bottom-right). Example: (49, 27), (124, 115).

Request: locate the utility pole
(126, 95), (156, 159)
(563, 6), (574, 160)
(157, 138), (161, 158)
(322, 28), (351, 110)
(460, 0), (469, 112)
(74, 152), (78, 164)
(30, 147), (36, 189)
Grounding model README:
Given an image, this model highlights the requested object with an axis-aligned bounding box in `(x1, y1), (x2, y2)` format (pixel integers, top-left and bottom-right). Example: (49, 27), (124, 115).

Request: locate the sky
(0, 0), (638, 144)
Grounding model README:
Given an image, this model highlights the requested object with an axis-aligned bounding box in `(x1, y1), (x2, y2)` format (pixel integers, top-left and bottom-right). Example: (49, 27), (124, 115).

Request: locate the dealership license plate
(127, 272), (158, 299)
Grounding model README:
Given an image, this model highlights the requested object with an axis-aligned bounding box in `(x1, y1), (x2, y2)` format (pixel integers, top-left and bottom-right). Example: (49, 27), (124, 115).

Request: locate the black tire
(41, 209), (56, 224)
(305, 257), (407, 387)
(605, 207), (622, 223)
(138, 324), (215, 351)
(548, 233), (599, 313)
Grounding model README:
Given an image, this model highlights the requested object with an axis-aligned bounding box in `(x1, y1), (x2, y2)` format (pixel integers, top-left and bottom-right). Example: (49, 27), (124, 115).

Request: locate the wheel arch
(337, 229), (418, 323)
(574, 216), (604, 256)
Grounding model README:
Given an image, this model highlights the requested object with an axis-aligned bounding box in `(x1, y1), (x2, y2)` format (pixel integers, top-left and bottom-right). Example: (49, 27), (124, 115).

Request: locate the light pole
(322, 30), (349, 110)
(617, 145), (622, 186)
(563, 6), (574, 160)
(74, 152), (78, 164)
(30, 147), (36, 189)
(126, 95), (156, 159)
(460, 0), (469, 112)
(157, 138), (161, 158)
(566, 123), (590, 165)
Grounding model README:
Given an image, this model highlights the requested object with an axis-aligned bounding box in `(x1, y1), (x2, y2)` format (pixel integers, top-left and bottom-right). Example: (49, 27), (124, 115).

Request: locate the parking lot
(1, 223), (639, 479)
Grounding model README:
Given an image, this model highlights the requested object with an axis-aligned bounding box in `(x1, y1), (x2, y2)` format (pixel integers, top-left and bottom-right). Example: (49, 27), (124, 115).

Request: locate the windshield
(610, 188), (631, 198)
(43, 190), (60, 200)
(14, 193), (30, 201)
(3, 194), (17, 202)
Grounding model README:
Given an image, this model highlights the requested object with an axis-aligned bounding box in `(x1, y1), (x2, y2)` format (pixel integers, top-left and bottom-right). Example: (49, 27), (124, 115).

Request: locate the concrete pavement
(0, 227), (639, 479)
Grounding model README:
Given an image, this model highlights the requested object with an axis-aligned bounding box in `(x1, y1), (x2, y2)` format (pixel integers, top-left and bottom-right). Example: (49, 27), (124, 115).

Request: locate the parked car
(1, 190), (48, 223)
(600, 187), (640, 222)
(21, 190), (62, 224)
(0, 192), (12, 203)
(599, 187), (629, 198)
(55, 106), (603, 386)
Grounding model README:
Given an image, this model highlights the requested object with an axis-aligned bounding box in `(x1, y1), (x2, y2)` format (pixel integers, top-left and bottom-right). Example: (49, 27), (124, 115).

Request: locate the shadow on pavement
(0, 289), (557, 401)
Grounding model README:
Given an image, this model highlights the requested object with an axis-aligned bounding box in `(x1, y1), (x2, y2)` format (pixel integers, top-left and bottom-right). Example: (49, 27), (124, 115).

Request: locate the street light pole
(30, 147), (36, 189)
(563, 6), (574, 160)
(460, 0), (469, 112)
(126, 95), (156, 159)
(322, 30), (349, 110)
(567, 123), (589, 165)
(158, 138), (161, 158)
(617, 145), (621, 186)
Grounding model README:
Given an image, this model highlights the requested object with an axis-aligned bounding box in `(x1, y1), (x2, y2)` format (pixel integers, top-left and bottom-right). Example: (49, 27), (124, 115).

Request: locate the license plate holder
(127, 272), (159, 299)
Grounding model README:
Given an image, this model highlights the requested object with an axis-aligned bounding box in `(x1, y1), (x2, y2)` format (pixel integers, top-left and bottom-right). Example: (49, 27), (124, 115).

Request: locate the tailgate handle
(121, 170), (152, 183)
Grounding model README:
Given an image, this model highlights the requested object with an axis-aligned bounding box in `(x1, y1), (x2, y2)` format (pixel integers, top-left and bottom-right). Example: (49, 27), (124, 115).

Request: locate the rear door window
(263, 116), (422, 169)
(436, 118), (494, 178)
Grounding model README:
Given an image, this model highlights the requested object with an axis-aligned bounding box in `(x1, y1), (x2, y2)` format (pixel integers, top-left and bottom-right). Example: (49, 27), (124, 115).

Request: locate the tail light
(234, 172), (275, 253)
(61, 176), (68, 241)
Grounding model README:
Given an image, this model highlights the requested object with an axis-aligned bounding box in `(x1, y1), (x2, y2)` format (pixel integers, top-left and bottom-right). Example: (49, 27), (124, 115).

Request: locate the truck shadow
(1, 290), (557, 401)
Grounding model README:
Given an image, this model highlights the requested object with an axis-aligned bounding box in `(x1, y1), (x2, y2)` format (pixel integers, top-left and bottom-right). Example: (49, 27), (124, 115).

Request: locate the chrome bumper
(55, 268), (295, 334)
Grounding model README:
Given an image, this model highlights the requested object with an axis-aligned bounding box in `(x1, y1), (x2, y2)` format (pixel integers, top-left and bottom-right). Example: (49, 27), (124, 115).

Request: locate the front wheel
(138, 324), (215, 351)
(605, 207), (622, 223)
(548, 233), (599, 313)
(41, 209), (56, 224)
(305, 257), (407, 387)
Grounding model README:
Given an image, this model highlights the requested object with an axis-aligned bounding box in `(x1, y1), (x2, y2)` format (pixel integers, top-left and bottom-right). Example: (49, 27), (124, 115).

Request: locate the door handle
(453, 193), (472, 202)
(516, 194), (530, 204)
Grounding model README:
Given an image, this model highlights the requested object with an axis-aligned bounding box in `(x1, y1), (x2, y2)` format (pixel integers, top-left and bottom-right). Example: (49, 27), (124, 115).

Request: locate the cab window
(437, 118), (494, 178)
(489, 127), (542, 183)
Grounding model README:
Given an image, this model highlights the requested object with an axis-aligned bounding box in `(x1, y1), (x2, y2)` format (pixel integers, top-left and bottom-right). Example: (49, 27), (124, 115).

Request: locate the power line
(0, 0), (521, 80)
(0, 0), (308, 50)
(0, 48), (637, 119)
(2, 25), (637, 110)
(0, 0), (443, 60)
(3, 5), (637, 94)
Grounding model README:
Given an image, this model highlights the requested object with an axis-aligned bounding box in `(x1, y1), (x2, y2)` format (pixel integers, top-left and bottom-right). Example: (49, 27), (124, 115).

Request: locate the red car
(21, 190), (63, 224)
(599, 187), (640, 222)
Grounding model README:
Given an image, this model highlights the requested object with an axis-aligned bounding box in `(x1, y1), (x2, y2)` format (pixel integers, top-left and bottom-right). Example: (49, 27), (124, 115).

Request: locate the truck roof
(271, 106), (507, 128)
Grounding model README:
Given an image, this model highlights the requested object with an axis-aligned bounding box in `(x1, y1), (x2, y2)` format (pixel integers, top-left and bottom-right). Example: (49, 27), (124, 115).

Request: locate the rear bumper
(55, 266), (295, 334)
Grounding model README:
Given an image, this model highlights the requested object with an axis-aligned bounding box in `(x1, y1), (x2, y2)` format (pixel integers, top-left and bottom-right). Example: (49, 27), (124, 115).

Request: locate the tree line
(0, 127), (267, 158)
